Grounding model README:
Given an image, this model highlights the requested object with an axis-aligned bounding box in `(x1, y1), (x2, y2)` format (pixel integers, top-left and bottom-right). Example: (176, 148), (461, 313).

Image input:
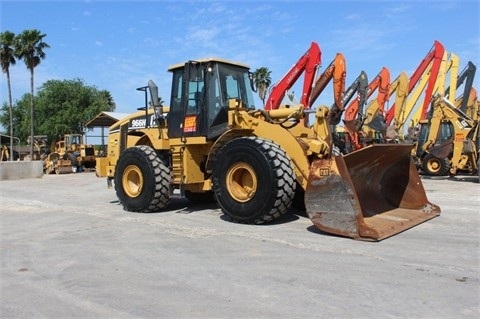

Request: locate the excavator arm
(444, 53), (460, 103)
(386, 41), (445, 124)
(264, 42), (321, 110)
(410, 51), (458, 128)
(413, 41), (446, 121)
(463, 87), (478, 121)
(345, 67), (390, 137)
(308, 53), (346, 123)
(446, 61), (476, 113)
(364, 72), (408, 135)
(340, 71), (369, 152)
(394, 65), (434, 135)
(309, 53), (346, 110)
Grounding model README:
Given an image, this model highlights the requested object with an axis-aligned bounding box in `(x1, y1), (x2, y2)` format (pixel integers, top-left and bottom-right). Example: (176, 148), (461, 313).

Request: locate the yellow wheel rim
(427, 159), (440, 173)
(122, 165), (143, 198)
(226, 162), (257, 202)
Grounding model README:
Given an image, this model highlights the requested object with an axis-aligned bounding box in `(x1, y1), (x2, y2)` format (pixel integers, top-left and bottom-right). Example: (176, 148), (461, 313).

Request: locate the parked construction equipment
(44, 134), (96, 174)
(335, 71), (369, 153)
(343, 67), (390, 152)
(96, 57), (440, 241)
(363, 72), (409, 142)
(369, 41), (446, 140)
(414, 96), (479, 177)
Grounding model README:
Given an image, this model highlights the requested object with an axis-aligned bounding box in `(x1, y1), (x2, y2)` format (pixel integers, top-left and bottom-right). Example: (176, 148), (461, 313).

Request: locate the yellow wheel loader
(96, 58), (440, 241)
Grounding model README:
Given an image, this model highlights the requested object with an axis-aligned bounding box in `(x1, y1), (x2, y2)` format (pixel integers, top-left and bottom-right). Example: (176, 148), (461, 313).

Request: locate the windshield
(217, 63), (256, 109)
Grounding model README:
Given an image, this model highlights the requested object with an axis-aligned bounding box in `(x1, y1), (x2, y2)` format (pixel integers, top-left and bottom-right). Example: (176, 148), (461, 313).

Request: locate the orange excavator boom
(344, 67), (390, 149)
(309, 53), (346, 112)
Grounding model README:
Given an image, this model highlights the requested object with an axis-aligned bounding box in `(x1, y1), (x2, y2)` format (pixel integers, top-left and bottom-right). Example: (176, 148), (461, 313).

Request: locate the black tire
(212, 137), (296, 224)
(477, 156), (480, 183)
(184, 190), (216, 203)
(422, 153), (450, 176)
(68, 152), (78, 167)
(291, 184), (306, 212)
(114, 145), (170, 212)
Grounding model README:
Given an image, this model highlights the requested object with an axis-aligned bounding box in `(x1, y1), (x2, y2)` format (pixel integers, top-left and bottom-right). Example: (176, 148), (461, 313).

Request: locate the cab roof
(168, 57), (250, 72)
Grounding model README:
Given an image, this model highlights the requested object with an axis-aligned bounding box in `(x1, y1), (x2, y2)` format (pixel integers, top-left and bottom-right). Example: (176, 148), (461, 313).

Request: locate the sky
(1, 0), (479, 141)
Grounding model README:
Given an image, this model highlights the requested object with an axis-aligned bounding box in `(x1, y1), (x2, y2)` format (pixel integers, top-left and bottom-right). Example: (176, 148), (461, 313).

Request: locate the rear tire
(115, 145), (170, 212)
(422, 153), (450, 176)
(212, 137), (296, 224)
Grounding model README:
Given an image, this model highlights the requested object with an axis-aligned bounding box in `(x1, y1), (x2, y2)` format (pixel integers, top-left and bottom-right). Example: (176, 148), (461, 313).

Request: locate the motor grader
(96, 58), (440, 241)
(44, 134), (96, 174)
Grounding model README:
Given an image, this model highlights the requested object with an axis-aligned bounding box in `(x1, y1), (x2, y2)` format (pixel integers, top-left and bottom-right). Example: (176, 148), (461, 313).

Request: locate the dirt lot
(1, 172), (479, 318)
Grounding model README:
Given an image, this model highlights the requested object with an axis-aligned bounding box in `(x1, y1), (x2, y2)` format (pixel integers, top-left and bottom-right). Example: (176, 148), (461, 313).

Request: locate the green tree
(0, 79), (116, 143)
(253, 67), (272, 107)
(33, 79), (115, 142)
(0, 95), (31, 142)
(0, 30), (17, 160)
(14, 29), (50, 158)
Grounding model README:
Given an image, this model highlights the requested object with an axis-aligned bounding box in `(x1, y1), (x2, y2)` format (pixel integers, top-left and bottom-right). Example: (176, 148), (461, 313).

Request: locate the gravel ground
(1, 172), (479, 318)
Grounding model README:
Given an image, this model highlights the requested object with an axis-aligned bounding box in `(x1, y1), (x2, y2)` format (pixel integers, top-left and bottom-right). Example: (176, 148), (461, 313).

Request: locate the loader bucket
(305, 144), (440, 241)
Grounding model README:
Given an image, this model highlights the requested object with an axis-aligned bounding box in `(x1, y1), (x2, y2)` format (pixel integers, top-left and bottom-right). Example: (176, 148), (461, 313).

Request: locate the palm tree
(98, 90), (116, 112)
(253, 67), (272, 107)
(0, 30), (17, 161)
(14, 29), (50, 159)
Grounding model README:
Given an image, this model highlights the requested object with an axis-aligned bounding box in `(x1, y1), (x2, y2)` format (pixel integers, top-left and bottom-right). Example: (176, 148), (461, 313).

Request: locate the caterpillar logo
(319, 168), (330, 176)
(455, 119), (471, 130)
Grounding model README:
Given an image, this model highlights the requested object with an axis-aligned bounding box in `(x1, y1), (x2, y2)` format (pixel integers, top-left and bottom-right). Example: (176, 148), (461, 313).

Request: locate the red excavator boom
(264, 42), (321, 110)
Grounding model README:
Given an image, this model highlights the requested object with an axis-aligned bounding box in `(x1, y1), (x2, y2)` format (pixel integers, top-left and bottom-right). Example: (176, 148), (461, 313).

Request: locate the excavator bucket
(305, 144), (440, 241)
(365, 114), (387, 132)
(342, 119), (361, 133)
(428, 139), (453, 159)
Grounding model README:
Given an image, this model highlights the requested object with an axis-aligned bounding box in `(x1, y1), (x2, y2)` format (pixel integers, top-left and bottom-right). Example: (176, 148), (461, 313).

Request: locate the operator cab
(65, 134), (82, 147)
(167, 58), (256, 139)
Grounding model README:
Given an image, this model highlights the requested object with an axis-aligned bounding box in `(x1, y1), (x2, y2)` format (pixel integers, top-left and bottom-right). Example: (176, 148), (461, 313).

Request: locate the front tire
(212, 137), (296, 224)
(114, 145), (171, 212)
(422, 153), (450, 176)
